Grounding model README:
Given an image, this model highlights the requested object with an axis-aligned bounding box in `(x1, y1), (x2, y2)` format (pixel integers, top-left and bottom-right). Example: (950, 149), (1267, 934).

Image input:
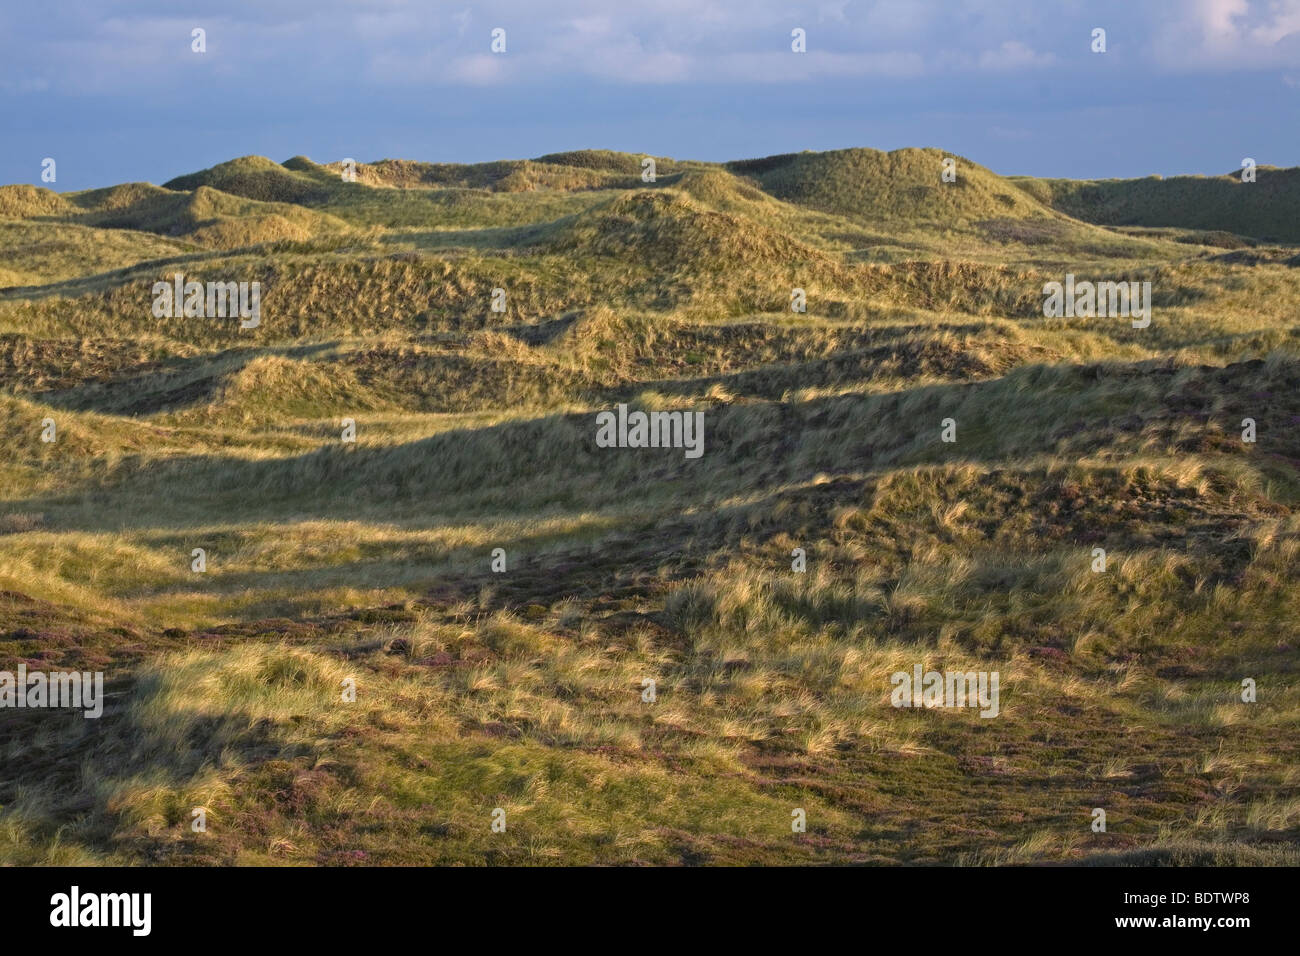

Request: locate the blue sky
(2, 0), (1298, 191)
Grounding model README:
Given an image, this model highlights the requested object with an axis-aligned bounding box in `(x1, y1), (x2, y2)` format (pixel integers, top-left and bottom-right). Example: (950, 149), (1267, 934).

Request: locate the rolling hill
(0, 147), (1298, 867)
(1014, 165), (1300, 243)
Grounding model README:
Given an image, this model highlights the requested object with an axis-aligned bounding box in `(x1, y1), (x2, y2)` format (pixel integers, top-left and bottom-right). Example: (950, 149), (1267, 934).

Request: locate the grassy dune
(0, 148), (1297, 866)
(1015, 165), (1300, 244)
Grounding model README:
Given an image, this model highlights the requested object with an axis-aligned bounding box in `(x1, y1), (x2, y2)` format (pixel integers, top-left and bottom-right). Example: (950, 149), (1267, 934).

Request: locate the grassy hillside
(729, 147), (1053, 222)
(0, 147), (1298, 866)
(1015, 166), (1300, 243)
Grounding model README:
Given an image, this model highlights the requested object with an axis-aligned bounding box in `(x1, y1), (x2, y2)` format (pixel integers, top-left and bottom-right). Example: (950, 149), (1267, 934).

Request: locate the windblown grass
(1, 147), (1298, 865)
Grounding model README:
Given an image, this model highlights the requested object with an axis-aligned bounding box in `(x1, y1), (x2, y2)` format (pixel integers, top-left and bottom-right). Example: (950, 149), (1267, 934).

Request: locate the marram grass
(1, 148), (1298, 865)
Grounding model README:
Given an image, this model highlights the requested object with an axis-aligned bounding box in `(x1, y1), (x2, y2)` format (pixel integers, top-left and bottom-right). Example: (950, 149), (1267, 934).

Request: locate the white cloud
(976, 40), (1056, 72)
(10, 0), (1300, 98)
(706, 49), (925, 82)
(445, 54), (509, 86)
(815, 1), (853, 25)
(1152, 0), (1300, 69)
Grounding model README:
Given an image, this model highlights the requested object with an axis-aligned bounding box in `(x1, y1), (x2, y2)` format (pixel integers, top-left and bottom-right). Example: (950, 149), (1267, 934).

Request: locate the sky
(1, 0), (1298, 191)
